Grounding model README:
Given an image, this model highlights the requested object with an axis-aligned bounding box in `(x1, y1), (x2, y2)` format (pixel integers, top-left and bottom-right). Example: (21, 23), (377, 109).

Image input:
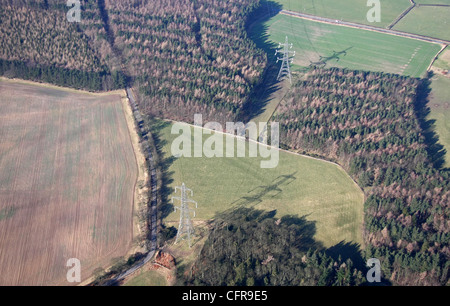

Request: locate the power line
(286, 0), (320, 63)
(172, 183), (197, 248)
(275, 36), (296, 83)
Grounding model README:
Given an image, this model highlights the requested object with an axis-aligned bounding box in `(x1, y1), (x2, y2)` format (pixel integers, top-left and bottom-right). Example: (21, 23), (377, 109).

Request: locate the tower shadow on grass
(231, 172), (297, 207)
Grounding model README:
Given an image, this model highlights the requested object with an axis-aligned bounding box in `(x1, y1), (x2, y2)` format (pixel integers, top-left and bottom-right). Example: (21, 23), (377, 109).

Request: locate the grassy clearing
(165, 223), (210, 285)
(427, 75), (450, 168)
(393, 6), (450, 41)
(160, 122), (364, 248)
(273, 0), (411, 28)
(124, 270), (168, 286)
(252, 13), (441, 78)
(250, 78), (291, 124)
(0, 80), (137, 285)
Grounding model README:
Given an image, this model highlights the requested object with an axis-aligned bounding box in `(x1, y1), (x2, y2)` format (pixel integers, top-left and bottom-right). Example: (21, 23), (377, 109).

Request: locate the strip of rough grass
(273, 0), (411, 28)
(393, 6), (450, 41)
(427, 75), (450, 168)
(160, 122), (364, 248)
(257, 13), (441, 77)
(433, 47), (450, 70)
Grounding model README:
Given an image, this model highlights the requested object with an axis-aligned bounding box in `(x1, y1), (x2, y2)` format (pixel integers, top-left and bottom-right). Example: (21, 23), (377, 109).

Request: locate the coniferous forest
(190, 68), (449, 286)
(0, 0), (127, 91)
(273, 68), (449, 285)
(0, 0), (266, 122)
(104, 0), (266, 123)
(190, 208), (366, 286)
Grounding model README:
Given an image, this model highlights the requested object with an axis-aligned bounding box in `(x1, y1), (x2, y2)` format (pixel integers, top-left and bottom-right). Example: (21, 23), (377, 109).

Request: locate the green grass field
(160, 122), (364, 248)
(273, 0), (411, 28)
(427, 75), (450, 168)
(393, 6), (450, 41)
(415, 0), (450, 4)
(249, 13), (441, 78)
(124, 270), (168, 286)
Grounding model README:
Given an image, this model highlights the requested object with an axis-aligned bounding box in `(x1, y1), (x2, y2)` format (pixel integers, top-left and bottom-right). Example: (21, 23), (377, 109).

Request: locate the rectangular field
(160, 121), (365, 248)
(273, 0), (411, 28)
(258, 13), (441, 77)
(0, 79), (138, 285)
(393, 6), (450, 41)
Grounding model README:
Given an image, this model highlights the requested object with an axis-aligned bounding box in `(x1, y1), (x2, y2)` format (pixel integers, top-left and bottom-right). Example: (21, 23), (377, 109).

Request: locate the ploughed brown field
(0, 79), (137, 285)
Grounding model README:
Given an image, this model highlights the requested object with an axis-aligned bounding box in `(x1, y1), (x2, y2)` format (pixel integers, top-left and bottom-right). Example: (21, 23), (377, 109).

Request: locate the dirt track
(280, 9), (450, 46)
(101, 87), (159, 286)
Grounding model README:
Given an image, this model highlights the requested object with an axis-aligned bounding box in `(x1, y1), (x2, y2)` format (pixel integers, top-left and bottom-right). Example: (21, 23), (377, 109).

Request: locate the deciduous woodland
(0, 0), (266, 122)
(105, 0), (266, 123)
(0, 0), (126, 91)
(274, 68), (449, 285)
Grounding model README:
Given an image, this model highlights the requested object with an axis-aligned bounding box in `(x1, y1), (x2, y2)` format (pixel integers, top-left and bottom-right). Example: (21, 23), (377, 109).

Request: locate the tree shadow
(242, 0), (284, 122)
(213, 207), (322, 252)
(143, 118), (176, 221)
(325, 241), (392, 286)
(280, 213), (320, 251)
(325, 240), (365, 271)
(414, 72), (448, 170)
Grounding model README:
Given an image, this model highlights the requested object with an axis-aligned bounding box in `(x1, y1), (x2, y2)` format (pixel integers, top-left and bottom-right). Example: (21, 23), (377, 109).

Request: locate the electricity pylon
(275, 36), (295, 83)
(172, 183), (197, 248)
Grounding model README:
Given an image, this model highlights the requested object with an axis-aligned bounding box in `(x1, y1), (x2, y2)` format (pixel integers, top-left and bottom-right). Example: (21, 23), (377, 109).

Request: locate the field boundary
(0, 77), (123, 96)
(280, 9), (450, 46)
(163, 119), (365, 197)
(387, 1), (416, 29)
(427, 44), (449, 72)
(121, 91), (150, 253)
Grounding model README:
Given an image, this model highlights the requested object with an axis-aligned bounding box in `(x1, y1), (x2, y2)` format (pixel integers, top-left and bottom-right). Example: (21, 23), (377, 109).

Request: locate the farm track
(388, 0), (450, 33)
(89, 1), (160, 285)
(280, 9), (450, 45)
(102, 88), (158, 285)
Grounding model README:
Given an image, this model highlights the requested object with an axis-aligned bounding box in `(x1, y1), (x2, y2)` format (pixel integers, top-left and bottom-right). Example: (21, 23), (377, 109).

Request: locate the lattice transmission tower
(275, 36), (295, 83)
(172, 183), (198, 248)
